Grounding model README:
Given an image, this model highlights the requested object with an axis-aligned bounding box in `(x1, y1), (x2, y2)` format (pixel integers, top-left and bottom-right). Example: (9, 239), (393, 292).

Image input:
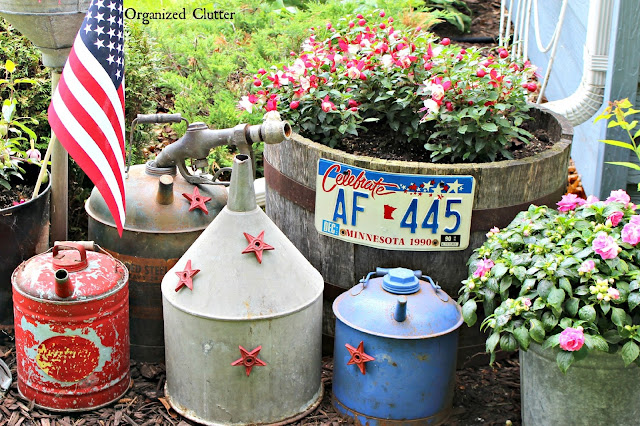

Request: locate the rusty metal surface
(87, 164), (225, 362)
(11, 245), (130, 411)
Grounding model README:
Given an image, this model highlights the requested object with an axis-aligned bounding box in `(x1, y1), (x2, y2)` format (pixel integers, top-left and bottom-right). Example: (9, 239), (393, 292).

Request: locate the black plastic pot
(0, 163), (51, 324)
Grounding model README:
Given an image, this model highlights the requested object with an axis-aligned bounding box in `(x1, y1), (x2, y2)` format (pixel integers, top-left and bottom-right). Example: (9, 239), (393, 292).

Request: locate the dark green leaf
(542, 333), (561, 349)
(564, 297), (580, 317)
(578, 305), (596, 322)
(486, 332), (500, 353)
(583, 334), (609, 352)
(556, 350), (575, 373)
(622, 341), (640, 366)
(547, 288), (566, 309)
(513, 326), (530, 350)
(603, 329), (623, 344)
(558, 278), (573, 297)
(628, 292), (640, 311)
(499, 276), (513, 294)
(499, 333), (518, 352)
(542, 311), (559, 331)
(462, 299), (478, 326)
(493, 263), (509, 279)
(611, 307), (630, 327)
(529, 319), (545, 343)
(538, 280), (554, 300)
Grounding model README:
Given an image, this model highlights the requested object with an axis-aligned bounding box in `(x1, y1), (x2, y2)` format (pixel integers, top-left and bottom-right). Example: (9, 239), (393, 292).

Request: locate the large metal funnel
(0, 0), (90, 69)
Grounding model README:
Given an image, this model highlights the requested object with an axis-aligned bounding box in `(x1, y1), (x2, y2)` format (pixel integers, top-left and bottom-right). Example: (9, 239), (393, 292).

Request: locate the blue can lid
(382, 268), (420, 294)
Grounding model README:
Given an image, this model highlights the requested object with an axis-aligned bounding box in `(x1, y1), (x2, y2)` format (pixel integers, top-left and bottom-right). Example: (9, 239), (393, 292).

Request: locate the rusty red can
(11, 241), (130, 411)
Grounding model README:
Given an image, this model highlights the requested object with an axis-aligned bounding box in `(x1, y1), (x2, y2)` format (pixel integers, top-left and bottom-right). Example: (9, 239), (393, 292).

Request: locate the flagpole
(49, 70), (68, 241)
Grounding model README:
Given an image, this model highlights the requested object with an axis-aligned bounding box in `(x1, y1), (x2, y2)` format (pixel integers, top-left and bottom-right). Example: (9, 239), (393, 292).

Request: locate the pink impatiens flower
(621, 223), (640, 245)
(592, 232), (619, 260)
(321, 95), (336, 112)
(472, 258), (495, 278)
(607, 211), (624, 227)
(578, 260), (595, 274)
(556, 193), (585, 212)
(559, 327), (585, 352)
(606, 189), (631, 207)
(608, 288), (620, 300)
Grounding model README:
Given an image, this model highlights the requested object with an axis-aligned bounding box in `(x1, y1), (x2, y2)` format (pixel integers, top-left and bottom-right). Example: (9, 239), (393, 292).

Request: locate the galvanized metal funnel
(0, 0), (90, 69)
(161, 154), (324, 424)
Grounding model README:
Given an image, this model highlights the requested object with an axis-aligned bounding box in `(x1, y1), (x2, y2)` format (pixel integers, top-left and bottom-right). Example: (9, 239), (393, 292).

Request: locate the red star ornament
(231, 345), (267, 376)
(182, 186), (212, 214)
(346, 341), (375, 375)
(174, 260), (200, 292)
(241, 230), (274, 263)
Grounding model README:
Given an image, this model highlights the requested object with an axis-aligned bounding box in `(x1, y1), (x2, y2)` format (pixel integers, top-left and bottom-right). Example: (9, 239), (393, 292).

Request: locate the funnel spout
(227, 155), (257, 212)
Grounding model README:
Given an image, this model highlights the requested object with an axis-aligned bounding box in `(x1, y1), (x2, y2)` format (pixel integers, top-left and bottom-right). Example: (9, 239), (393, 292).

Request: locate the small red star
(346, 341), (375, 375)
(182, 187), (212, 214)
(241, 231), (274, 264)
(174, 260), (200, 292)
(231, 345), (267, 376)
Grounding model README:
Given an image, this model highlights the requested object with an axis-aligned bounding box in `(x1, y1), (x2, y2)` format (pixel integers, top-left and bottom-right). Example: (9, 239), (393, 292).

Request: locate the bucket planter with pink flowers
(459, 189), (640, 425)
(239, 10), (572, 360)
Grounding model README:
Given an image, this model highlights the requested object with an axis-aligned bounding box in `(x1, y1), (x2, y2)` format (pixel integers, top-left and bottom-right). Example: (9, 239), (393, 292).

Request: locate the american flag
(48, 0), (126, 236)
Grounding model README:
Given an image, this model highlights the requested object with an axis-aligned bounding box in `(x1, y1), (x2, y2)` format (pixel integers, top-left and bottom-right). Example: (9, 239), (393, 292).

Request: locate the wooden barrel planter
(264, 105), (573, 363)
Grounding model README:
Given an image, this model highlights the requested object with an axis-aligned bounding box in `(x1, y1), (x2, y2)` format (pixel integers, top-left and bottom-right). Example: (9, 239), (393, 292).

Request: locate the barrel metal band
(264, 157), (566, 231)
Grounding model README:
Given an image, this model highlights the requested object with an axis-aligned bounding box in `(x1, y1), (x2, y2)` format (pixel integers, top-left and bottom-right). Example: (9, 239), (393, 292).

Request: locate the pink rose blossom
(592, 232), (619, 260)
(557, 193), (585, 212)
(584, 195), (600, 206)
(608, 211), (624, 227)
(622, 223), (640, 245)
(523, 298), (532, 308)
(578, 260), (595, 274)
(559, 328), (585, 352)
(608, 288), (620, 300)
(473, 258), (495, 278)
(630, 215), (640, 226)
(606, 189), (631, 207)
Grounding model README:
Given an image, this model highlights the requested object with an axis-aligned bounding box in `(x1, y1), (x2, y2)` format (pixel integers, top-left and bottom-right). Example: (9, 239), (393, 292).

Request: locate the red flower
(253, 79), (262, 87)
(476, 69), (487, 78)
(290, 100), (300, 109)
(321, 95), (336, 112)
(266, 96), (278, 111)
(440, 38), (451, 46)
(257, 68), (266, 75)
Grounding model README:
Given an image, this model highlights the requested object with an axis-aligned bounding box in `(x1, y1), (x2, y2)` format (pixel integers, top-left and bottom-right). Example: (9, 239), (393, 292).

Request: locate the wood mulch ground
(0, 326), (520, 426)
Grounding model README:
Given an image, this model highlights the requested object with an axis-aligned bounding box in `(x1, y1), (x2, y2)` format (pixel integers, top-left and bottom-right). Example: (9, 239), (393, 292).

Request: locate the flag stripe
(67, 50), (125, 153)
(72, 32), (125, 133)
(57, 74), (125, 208)
(51, 89), (125, 223)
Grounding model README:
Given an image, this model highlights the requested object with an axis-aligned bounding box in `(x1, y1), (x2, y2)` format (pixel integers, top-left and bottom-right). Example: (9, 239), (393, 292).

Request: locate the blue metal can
(332, 267), (463, 425)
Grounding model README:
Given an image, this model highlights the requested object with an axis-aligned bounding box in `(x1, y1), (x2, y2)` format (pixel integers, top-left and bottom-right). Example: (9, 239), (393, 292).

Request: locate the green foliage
(594, 98), (640, 190)
(0, 18), (51, 149)
(0, 60), (41, 191)
(458, 190), (640, 372)
(240, 9), (534, 162)
(425, 0), (472, 33)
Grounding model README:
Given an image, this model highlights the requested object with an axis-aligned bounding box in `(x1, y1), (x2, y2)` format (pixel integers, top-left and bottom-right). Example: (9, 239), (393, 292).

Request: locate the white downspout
(543, 0), (613, 126)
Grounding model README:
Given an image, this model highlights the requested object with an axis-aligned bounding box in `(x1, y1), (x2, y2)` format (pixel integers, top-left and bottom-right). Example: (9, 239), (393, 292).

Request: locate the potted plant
(0, 59), (50, 324)
(458, 189), (640, 424)
(239, 10), (573, 358)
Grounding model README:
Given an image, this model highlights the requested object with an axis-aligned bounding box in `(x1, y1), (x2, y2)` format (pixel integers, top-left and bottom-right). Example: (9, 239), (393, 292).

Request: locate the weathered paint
(86, 163), (226, 362)
(11, 244), (130, 411)
(332, 269), (461, 424)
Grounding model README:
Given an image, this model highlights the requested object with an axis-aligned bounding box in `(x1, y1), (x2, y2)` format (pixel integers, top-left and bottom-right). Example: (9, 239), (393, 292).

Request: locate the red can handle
(52, 241), (89, 272)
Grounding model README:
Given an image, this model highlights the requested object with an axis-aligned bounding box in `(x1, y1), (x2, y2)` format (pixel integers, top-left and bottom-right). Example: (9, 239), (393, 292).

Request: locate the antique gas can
(332, 267), (463, 425)
(11, 242), (130, 411)
(161, 154), (324, 425)
(87, 164), (225, 362)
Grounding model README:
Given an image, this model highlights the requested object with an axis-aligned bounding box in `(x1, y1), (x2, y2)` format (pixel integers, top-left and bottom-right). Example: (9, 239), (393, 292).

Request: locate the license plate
(314, 159), (475, 251)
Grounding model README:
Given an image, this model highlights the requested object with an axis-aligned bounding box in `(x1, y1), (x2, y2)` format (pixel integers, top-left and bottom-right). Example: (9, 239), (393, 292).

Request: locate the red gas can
(11, 242), (130, 411)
